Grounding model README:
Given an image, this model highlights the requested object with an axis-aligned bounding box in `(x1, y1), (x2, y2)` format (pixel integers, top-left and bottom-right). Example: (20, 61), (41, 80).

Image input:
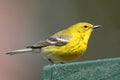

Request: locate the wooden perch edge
(42, 57), (120, 80)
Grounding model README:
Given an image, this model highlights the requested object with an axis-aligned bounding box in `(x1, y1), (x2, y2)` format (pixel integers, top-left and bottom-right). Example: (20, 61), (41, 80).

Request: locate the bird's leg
(60, 62), (64, 64)
(48, 59), (54, 64)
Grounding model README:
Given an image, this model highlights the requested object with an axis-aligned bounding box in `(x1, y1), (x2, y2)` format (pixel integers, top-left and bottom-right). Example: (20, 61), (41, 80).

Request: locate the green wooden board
(42, 57), (120, 80)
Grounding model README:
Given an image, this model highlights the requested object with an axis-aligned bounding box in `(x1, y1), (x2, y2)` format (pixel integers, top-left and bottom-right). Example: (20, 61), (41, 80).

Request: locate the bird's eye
(84, 25), (88, 28)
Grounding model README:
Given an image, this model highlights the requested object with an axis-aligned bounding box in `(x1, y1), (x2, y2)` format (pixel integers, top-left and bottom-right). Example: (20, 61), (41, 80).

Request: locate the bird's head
(69, 22), (101, 41)
(71, 22), (100, 33)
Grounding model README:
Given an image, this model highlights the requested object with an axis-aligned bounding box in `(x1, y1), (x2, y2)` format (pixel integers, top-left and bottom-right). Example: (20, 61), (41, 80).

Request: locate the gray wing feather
(26, 36), (70, 49)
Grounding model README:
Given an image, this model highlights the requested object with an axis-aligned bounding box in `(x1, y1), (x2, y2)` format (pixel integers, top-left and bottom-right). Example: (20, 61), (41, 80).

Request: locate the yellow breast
(41, 34), (88, 62)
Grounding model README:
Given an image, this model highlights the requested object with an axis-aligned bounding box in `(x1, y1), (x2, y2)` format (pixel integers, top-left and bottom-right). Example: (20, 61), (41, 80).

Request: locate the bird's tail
(6, 48), (33, 55)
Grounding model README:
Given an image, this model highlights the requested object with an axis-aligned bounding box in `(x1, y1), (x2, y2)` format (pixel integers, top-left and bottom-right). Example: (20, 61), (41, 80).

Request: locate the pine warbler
(6, 22), (100, 64)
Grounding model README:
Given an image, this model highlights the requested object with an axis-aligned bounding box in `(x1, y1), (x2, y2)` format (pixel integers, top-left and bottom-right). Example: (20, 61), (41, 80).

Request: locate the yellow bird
(6, 22), (100, 64)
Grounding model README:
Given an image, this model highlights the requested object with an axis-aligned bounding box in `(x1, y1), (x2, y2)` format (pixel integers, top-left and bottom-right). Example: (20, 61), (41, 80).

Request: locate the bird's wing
(26, 35), (71, 49)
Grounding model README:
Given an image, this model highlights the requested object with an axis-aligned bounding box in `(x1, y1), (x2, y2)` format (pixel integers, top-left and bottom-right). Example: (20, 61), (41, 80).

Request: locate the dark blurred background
(0, 0), (120, 80)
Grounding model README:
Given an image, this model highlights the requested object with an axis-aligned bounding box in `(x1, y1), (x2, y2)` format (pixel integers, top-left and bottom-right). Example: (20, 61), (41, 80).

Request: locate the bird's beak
(92, 25), (101, 29)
